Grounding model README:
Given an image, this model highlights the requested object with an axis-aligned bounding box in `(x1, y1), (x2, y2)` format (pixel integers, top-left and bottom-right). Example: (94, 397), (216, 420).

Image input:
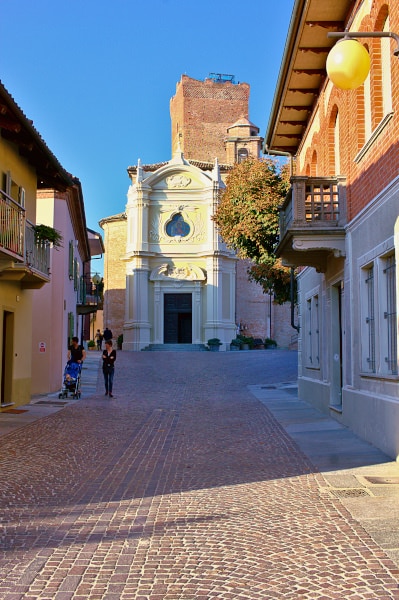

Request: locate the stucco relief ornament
(149, 214), (165, 242)
(150, 263), (206, 281)
(166, 175), (191, 188)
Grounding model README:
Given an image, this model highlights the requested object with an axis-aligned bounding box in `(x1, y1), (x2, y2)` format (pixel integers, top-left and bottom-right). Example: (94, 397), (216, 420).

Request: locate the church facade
(100, 75), (293, 350)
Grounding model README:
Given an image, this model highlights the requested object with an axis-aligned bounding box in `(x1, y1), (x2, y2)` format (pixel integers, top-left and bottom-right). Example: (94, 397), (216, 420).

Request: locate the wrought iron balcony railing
(1, 189), (50, 284)
(0, 189), (25, 259)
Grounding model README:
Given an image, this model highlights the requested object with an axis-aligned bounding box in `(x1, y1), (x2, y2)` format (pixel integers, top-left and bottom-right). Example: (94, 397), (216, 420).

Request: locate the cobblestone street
(1, 350), (399, 599)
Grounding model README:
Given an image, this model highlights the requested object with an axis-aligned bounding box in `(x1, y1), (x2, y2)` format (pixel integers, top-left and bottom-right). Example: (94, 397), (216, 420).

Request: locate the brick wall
(170, 75), (250, 164)
(235, 259), (293, 347)
(299, 0), (399, 221)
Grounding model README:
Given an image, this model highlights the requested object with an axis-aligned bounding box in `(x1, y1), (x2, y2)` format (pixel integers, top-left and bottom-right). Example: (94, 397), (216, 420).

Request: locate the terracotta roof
(264, 0), (355, 155)
(0, 80), (74, 190)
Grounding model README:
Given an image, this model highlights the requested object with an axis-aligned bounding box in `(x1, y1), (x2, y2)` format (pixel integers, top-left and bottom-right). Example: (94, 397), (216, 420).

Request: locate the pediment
(146, 164), (212, 191)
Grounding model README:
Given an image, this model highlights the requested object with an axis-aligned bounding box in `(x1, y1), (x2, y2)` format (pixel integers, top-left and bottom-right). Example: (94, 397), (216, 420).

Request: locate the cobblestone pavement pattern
(1, 350), (399, 599)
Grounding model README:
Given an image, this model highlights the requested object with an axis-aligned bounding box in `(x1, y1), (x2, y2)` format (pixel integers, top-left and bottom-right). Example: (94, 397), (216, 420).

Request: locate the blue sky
(1, 0), (294, 269)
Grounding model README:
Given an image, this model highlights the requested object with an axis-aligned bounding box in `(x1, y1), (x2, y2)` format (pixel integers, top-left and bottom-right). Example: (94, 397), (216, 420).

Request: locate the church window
(237, 148), (248, 163)
(166, 213), (190, 237)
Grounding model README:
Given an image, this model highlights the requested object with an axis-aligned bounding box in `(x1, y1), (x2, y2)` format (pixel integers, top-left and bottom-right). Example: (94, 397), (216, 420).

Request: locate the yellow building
(0, 81), (96, 407)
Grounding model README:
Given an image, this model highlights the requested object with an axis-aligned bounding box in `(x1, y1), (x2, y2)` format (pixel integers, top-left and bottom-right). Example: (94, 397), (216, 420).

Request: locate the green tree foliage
(213, 157), (292, 303)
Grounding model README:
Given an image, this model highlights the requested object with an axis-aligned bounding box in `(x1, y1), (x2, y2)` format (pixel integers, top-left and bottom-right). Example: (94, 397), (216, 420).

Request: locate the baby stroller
(59, 361), (82, 399)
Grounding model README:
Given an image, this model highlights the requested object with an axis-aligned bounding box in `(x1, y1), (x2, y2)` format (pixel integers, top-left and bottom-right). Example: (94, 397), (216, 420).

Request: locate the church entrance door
(164, 293), (192, 343)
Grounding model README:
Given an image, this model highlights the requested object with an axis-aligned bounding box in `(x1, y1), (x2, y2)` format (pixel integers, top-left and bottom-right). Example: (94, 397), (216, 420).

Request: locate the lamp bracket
(328, 31), (399, 57)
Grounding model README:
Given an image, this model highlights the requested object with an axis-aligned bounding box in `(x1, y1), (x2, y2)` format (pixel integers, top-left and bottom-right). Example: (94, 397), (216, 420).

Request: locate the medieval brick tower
(170, 74), (260, 166)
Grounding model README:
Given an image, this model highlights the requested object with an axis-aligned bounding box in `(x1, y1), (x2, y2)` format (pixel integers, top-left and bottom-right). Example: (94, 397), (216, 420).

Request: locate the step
(142, 344), (208, 352)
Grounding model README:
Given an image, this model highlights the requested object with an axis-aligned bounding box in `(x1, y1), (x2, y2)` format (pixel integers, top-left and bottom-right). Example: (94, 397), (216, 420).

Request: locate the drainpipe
(291, 267), (299, 332)
(264, 147), (299, 331)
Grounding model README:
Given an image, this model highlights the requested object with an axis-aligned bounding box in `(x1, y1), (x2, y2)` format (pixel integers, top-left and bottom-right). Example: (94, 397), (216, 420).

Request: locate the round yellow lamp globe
(326, 39), (371, 89)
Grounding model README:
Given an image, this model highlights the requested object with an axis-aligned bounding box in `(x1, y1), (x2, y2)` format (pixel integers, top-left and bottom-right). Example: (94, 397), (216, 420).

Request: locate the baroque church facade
(100, 75), (292, 351)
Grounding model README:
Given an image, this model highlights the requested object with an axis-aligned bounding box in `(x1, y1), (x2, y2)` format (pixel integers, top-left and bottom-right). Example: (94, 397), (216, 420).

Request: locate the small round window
(166, 213), (190, 237)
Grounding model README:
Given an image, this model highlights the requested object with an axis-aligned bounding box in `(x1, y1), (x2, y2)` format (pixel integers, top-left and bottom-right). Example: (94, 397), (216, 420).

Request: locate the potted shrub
(33, 224), (63, 248)
(237, 334), (254, 350)
(207, 338), (222, 351)
(264, 337), (277, 349)
(230, 338), (241, 351)
(88, 340), (96, 350)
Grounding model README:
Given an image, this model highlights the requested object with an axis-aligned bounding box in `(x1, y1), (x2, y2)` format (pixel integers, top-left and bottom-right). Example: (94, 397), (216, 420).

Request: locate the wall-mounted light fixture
(326, 31), (399, 89)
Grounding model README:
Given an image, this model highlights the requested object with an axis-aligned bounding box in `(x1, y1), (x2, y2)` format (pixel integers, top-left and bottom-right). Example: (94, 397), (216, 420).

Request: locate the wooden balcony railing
(277, 176), (347, 271)
(279, 176), (346, 239)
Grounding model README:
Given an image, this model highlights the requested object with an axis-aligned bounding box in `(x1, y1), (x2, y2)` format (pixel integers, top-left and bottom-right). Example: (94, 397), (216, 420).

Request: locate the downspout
(264, 146), (299, 331)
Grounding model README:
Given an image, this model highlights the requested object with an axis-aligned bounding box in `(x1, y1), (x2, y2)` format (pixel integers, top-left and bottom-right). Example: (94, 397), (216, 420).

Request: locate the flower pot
(209, 345), (220, 352)
(241, 343), (250, 351)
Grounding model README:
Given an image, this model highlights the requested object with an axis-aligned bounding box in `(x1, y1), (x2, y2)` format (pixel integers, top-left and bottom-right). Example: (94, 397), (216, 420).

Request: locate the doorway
(1, 311), (14, 405)
(164, 294), (192, 343)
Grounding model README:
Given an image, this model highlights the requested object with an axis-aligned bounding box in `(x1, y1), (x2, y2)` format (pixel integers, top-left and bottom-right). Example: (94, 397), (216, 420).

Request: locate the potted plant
(237, 334), (254, 350)
(207, 338), (222, 351)
(264, 337), (277, 349)
(33, 224), (63, 249)
(117, 334), (123, 350)
(88, 340), (96, 350)
(230, 338), (241, 351)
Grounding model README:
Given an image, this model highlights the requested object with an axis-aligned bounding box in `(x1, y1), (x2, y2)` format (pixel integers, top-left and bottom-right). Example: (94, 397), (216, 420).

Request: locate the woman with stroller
(68, 337), (86, 364)
(102, 339), (116, 397)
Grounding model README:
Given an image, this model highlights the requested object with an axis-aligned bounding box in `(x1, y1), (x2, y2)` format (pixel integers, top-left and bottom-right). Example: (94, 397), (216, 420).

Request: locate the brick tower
(170, 74), (252, 164)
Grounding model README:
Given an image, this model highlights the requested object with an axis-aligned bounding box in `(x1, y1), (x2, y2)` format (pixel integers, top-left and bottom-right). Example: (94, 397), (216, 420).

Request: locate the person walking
(103, 327), (113, 343)
(67, 337), (86, 364)
(95, 329), (103, 351)
(102, 339), (116, 397)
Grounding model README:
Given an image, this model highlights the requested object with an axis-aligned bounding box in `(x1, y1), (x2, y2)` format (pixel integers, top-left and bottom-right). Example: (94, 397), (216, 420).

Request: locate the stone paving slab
(0, 350), (398, 599)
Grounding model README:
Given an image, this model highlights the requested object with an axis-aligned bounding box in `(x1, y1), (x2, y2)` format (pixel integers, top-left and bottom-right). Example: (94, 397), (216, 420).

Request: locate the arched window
(334, 110), (340, 175)
(328, 106), (339, 175)
(237, 148), (248, 163)
(311, 150), (317, 177)
(382, 16), (393, 116)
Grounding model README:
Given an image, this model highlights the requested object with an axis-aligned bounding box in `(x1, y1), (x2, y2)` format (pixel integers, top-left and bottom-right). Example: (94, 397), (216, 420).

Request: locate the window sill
(360, 372), (399, 381)
(354, 112), (394, 163)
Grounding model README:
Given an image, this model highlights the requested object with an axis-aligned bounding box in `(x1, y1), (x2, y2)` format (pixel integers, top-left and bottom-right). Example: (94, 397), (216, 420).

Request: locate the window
(361, 252), (397, 376)
(237, 148), (248, 163)
(73, 258), (79, 291)
(382, 17), (393, 117)
(383, 254), (397, 375)
(365, 265), (376, 373)
(334, 111), (340, 175)
(305, 293), (320, 368)
(68, 312), (74, 346)
(68, 241), (74, 280)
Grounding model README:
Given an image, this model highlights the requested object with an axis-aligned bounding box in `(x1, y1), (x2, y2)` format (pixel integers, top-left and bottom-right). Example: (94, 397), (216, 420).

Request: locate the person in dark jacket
(103, 327), (113, 342)
(102, 339), (116, 397)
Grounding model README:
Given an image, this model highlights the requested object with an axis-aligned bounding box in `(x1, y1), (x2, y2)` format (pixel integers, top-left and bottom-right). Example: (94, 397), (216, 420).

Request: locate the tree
(212, 157), (292, 303)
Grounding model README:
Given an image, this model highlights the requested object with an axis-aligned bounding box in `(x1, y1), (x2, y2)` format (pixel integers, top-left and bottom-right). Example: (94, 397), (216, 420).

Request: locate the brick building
(100, 74), (293, 350)
(266, 0), (399, 458)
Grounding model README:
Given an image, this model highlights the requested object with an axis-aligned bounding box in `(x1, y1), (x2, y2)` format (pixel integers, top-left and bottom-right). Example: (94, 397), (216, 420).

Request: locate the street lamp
(326, 31), (399, 89)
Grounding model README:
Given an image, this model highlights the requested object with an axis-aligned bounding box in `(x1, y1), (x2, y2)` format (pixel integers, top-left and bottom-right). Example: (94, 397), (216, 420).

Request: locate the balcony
(77, 277), (103, 315)
(276, 176), (347, 272)
(0, 190), (50, 288)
